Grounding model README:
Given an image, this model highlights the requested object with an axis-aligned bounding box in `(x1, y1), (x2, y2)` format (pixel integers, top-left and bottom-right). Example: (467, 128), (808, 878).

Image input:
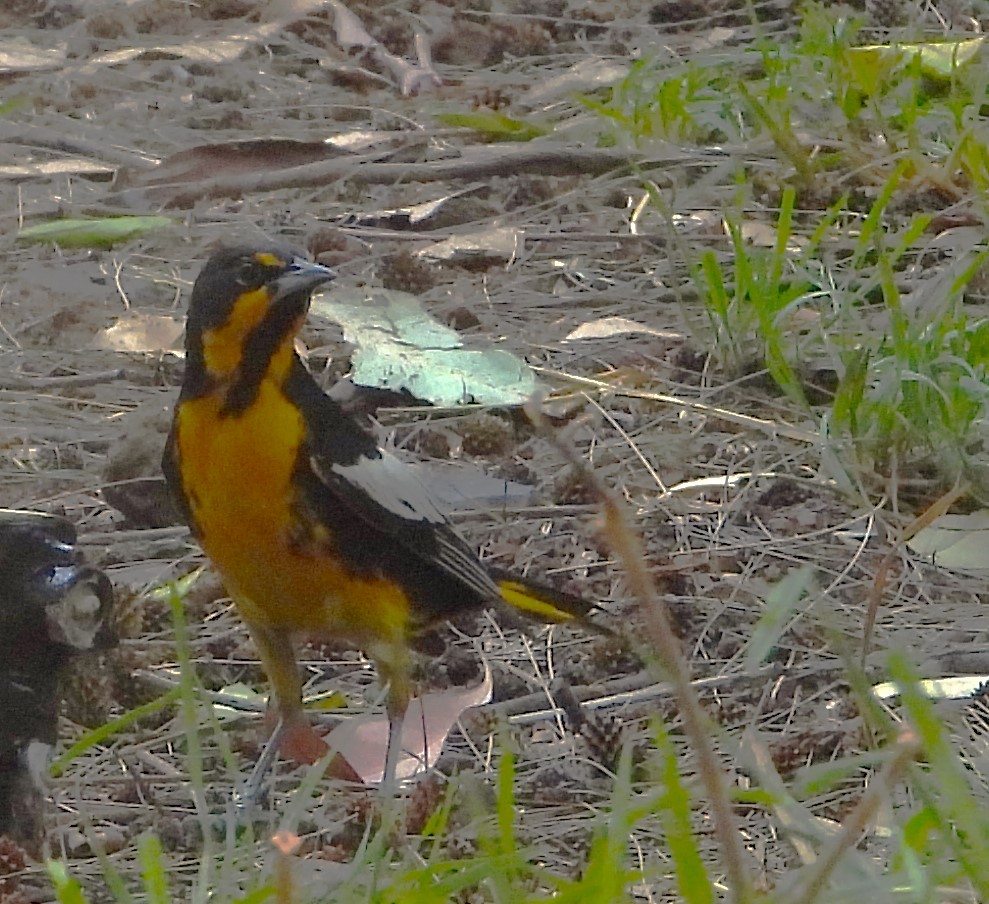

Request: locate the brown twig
(112, 146), (679, 208)
(525, 400), (755, 904)
(861, 482), (968, 665)
(0, 368), (124, 390)
(533, 366), (819, 445)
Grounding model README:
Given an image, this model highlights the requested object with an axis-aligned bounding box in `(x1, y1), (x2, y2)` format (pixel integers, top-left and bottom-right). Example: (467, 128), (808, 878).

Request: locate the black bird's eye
(235, 260), (260, 287)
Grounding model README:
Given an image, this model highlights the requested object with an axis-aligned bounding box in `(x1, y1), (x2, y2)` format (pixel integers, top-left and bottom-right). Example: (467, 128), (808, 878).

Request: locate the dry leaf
(419, 226), (519, 263)
(740, 220), (807, 252)
(0, 37), (64, 73)
(0, 159), (115, 180)
(348, 184), (486, 230)
(564, 316), (680, 342)
(96, 313), (184, 354)
(122, 139), (341, 191)
(907, 511), (989, 573)
(523, 58), (627, 105)
(326, 664), (492, 784)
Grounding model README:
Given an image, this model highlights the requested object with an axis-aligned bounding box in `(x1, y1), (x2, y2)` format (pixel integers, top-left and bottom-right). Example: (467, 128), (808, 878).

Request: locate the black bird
(0, 509), (115, 855)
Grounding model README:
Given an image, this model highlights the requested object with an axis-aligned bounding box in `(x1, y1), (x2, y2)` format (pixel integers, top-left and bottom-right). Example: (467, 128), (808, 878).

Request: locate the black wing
(286, 361), (500, 606)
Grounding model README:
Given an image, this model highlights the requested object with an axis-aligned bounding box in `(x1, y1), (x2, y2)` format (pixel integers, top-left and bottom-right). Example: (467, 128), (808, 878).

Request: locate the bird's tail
(488, 567), (610, 633)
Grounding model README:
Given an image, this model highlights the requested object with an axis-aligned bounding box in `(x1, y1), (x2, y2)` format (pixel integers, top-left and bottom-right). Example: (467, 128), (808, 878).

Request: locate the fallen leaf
(355, 345), (535, 406)
(312, 288), (538, 406)
(523, 58), (627, 105)
(419, 226), (519, 263)
(96, 313), (184, 354)
(0, 158), (115, 180)
(907, 511), (989, 572)
(690, 26), (737, 52)
(740, 220), (807, 251)
(121, 139), (341, 191)
(326, 663), (492, 784)
(79, 0), (332, 72)
(18, 215), (172, 249)
(0, 37), (64, 74)
(873, 675), (989, 701)
(345, 184), (487, 230)
(663, 473), (756, 496)
(564, 316), (680, 342)
(212, 683), (267, 722)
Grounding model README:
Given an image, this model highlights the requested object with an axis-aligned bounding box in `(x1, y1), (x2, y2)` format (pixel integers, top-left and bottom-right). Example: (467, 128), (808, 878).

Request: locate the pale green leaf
(908, 36), (985, 78)
(351, 345), (536, 406)
(906, 511), (989, 572)
(845, 36), (985, 92)
(312, 288), (538, 406)
(744, 566), (815, 670)
(18, 215), (172, 248)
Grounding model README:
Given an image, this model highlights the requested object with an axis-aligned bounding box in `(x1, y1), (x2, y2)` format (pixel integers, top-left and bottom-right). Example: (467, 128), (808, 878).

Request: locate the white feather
(331, 451), (447, 524)
(24, 740), (53, 789)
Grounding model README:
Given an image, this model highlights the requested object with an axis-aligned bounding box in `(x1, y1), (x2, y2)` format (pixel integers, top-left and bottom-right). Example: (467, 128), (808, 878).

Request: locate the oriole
(163, 246), (602, 783)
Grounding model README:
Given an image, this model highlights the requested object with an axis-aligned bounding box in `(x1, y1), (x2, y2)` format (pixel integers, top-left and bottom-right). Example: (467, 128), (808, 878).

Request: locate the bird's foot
(280, 721), (329, 765)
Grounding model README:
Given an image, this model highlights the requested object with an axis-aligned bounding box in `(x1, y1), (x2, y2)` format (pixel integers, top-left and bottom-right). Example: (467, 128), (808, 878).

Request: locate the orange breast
(174, 381), (410, 646)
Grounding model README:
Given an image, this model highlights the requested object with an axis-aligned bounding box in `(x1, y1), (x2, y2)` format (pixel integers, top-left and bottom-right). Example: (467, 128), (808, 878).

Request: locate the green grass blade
(654, 722), (714, 904)
(50, 688), (181, 777)
(46, 860), (89, 904)
(169, 585), (214, 903)
(137, 833), (171, 904)
(889, 652), (989, 896)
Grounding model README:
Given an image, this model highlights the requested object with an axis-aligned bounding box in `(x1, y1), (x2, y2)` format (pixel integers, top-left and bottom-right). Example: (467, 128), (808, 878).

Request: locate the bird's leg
(383, 683), (410, 800)
(237, 718), (284, 811)
(253, 621), (329, 762)
(236, 622), (327, 810)
(372, 638), (413, 837)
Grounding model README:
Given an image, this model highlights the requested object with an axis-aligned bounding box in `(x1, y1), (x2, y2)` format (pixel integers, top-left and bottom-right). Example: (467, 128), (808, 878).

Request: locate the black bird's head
(183, 246), (336, 392)
(0, 509), (115, 654)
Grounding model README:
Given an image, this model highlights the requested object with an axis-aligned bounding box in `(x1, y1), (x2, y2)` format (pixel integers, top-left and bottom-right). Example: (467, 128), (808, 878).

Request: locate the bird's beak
(44, 566), (116, 651)
(271, 257), (337, 304)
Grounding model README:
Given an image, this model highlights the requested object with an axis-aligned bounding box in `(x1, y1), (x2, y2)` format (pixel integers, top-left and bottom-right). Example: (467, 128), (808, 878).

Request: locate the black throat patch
(220, 297), (303, 417)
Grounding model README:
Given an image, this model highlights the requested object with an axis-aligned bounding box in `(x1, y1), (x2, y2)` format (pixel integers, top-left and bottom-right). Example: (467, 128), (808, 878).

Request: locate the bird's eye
(235, 260), (259, 286)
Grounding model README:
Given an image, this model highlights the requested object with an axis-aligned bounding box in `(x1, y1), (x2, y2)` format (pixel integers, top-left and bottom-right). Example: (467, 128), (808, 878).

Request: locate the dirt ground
(3, 0), (989, 900)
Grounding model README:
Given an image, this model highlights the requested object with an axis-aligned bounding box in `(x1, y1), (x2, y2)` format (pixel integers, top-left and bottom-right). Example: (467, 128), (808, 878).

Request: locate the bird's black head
(180, 246), (336, 403)
(186, 246), (336, 340)
(0, 509), (115, 654)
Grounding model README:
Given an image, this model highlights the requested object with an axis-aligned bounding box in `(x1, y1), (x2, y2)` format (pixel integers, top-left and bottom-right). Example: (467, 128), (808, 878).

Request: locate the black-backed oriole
(163, 246), (602, 780)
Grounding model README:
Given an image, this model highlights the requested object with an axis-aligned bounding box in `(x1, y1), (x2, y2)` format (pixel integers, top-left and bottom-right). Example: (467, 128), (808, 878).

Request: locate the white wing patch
(24, 740), (54, 789)
(330, 451), (448, 524)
